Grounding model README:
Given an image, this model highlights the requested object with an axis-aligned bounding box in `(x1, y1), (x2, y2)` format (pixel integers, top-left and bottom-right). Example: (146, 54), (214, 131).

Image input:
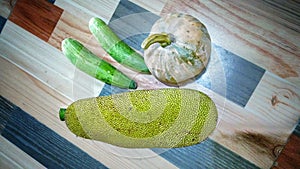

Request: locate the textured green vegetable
(60, 88), (218, 148)
(89, 17), (150, 74)
(62, 38), (137, 89)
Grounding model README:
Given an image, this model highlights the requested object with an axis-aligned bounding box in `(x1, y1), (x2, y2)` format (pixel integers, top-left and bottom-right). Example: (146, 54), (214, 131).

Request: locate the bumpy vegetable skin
(89, 17), (150, 74)
(62, 38), (137, 89)
(60, 88), (218, 148)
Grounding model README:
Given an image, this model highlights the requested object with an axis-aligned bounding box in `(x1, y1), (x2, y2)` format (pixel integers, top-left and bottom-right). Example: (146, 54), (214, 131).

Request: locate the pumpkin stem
(141, 33), (172, 49)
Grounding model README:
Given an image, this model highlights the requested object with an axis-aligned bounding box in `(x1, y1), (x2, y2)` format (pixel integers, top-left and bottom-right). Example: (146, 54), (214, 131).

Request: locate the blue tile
(0, 96), (107, 169)
(196, 44), (265, 107)
(152, 138), (260, 169)
(111, 0), (153, 22)
(0, 16), (7, 34)
(109, 0), (159, 52)
(47, 0), (56, 4)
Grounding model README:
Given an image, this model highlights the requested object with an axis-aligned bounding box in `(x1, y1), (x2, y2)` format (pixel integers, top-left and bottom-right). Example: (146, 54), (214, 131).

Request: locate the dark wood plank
(9, 0), (63, 41)
(272, 121), (300, 169)
(0, 96), (108, 169)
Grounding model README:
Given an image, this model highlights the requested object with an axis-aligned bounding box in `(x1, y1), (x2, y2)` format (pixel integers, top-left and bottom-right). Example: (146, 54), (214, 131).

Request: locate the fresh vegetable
(141, 13), (211, 86)
(59, 88), (218, 148)
(89, 17), (150, 74)
(61, 38), (137, 89)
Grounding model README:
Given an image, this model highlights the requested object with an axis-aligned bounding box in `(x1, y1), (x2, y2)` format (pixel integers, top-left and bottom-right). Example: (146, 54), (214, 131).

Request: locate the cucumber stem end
(59, 108), (66, 121)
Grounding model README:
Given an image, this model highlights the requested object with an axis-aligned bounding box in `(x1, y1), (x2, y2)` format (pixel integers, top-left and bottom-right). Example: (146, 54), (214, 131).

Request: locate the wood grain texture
(9, 0), (63, 41)
(184, 82), (288, 169)
(0, 136), (45, 169)
(49, 2), (168, 91)
(107, 1), (264, 107)
(272, 120), (300, 169)
(0, 96), (108, 169)
(246, 72), (300, 131)
(54, 0), (120, 23)
(0, 56), (179, 169)
(48, 10), (106, 59)
(0, 0), (17, 18)
(0, 20), (104, 101)
(48, 10), (94, 50)
(162, 0), (300, 86)
(1, 0), (299, 168)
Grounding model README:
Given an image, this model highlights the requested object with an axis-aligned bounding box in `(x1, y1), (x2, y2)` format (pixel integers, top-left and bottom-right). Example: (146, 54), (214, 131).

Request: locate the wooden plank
(184, 83), (288, 169)
(0, 0), (17, 19)
(245, 72), (300, 129)
(9, 0), (63, 41)
(108, 0), (264, 107)
(54, 0), (120, 23)
(48, 6), (167, 91)
(272, 132), (300, 168)
(0, 56), (178, 169)
(247, 72), (300, 167)
(162, 0), (300, 86)
(0, 20), (104, 101)
(100, 7), (284, 167)
(48, 10), (106, 59)
(0, 96), (108, 169)
(0, 136), (46, 169)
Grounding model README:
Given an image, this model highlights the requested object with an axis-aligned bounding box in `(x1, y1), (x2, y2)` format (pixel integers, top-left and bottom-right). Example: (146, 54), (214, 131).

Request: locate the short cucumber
(59, 88), (218, 148)
(89, 17), (150, 74)
(62, 38), (137, 89)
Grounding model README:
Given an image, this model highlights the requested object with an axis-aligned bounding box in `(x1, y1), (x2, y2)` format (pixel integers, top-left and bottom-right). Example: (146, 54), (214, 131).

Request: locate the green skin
(62, 38), (137, 89)
(60, 88), (218, 148)
(89, 17), (150, 74)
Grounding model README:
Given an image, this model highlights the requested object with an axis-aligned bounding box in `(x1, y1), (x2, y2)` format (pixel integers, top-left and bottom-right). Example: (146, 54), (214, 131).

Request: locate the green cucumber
(62, 38), (137, 89)
(89, 17), (150, 74)
(59, 88), (218, 148)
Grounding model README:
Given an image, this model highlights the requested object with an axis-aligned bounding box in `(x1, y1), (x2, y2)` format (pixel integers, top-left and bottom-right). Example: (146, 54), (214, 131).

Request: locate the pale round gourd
(142, 13), (211, 86)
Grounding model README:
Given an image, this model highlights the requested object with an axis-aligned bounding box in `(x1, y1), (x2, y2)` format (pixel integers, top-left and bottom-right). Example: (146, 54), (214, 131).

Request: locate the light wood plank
(48, 10), (168, 90)
(246, 72), (300, 130)
(129, 0), (168, 14)
(0, 0), (16, 18)
(0, 54), (178, 169)
(162, 0), (300, 86)
(0, 136), (46, 169)
(48, 10), (107, 59)
(0, 20), (104, 101)
(54, 0), (120, 23)
(184, 81), (297, 169)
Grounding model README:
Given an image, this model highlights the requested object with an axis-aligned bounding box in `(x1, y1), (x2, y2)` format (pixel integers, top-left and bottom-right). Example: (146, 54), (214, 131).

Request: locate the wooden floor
(0, 0), (299, 168)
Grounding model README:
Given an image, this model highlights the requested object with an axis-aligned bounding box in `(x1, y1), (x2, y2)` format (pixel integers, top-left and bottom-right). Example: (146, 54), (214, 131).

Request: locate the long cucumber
(89, 17), (150, 74)
(62, 38), (137, 89)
